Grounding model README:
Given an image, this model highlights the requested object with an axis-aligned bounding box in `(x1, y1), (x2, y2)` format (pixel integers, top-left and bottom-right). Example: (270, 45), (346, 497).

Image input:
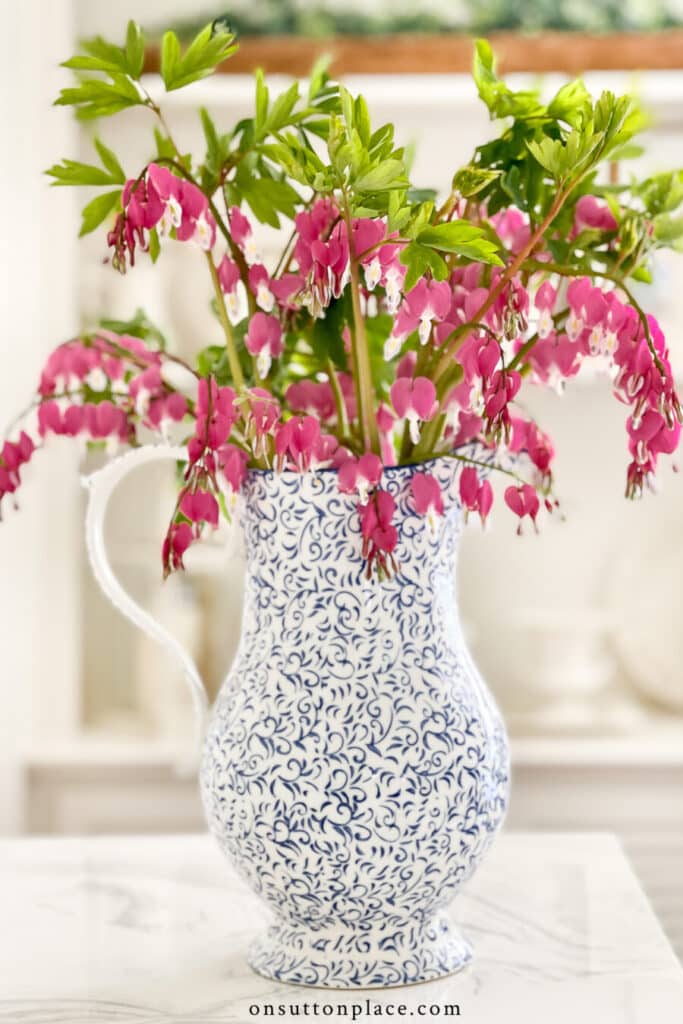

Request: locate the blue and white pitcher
(85, 448), (509, 988)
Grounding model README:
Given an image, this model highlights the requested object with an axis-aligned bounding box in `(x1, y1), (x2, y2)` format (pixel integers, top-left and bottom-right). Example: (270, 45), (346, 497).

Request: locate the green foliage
(365, 313), (396, 394)
(198, 108), (231, 192)
(633, 170), (683, 216)
(398, 221), (503, 291)
(451, 165), (500, 198)
(416, 222), (504, 263)
(469, 39), (641, 225)
(46, 139), (126, 236)
(55, 21), (148, 119)
(322, 85), (410, 212)
(46, 19), (683, 413)
(160, 23), (236, 92)
(197, 344), (232, 383)
(311, 296), (349, 369)
(399, 243), (448, 291)
(55, 74), (144, 120)
(61, 20), (145, 79)
(79, 190), (120, 236)
(98, 308), (168, 349)
(46, 141), (126, 187)
(473, 40), (546, 121)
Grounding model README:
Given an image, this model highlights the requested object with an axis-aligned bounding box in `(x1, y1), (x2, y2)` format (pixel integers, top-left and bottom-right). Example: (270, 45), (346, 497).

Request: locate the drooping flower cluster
(108, 164), (216, 271)
(5, 182), (682, 569)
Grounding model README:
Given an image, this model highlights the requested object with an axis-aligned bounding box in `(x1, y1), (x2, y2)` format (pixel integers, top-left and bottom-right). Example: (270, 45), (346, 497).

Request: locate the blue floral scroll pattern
(200, 456), (509, 988)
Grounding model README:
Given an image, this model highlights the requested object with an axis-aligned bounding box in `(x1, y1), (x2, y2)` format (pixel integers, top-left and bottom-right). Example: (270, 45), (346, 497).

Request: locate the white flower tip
(384, 335), (402, 361)
(364, 259), (381, 291)
(257, 285), (275, 313)
(86, 368), (108, 393)
(256, 351), (272, 379)
(418, 318), (432, 346)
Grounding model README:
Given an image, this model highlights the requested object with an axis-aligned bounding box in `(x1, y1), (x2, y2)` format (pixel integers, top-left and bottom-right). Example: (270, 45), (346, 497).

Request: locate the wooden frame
(144, 31), (683, 76)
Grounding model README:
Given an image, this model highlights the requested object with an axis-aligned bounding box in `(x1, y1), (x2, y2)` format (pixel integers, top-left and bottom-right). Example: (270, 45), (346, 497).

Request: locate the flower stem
(326, 358), (350, 438)
(341, 193), (380, 455)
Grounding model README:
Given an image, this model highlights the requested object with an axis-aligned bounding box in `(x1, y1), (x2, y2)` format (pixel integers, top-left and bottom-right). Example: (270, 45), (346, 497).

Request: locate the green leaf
(452, 165), (500, 198)
(148, 227), (161, 263)
(94, 138), (126, 183)
(255, 68), (269, 131)
(399, 242), (448, 291)
(473, 38), (544, 121)
(46, 158), (119, 187)
(387, 189), (411, 233)
(197, 344), (231, 382)
(61, 22), (145, 80)
(54, 74), (143, 119)
(161, 23), (236, 93)
(654, 213), (683, 248)
(125, 21), (145, 79)
(154, 128), (177, 163)
(339, 84), (355, 130)
(365, 313), (396, 392)
(354, 95), (371, 147)
(526, 137), (563, 178)
(160, 31), (181, 89)
(199, 107), (230, 189)
(200, 107), (221, 161)
(311, 295), (348, 369)
(78, 189), (120, 236)
(547, 79), (592, 128)
(416, 221), (504, 265)
(500, 165), (525, 208)
(308, 55), (331, 102)
(240, 175), (300, 227)
(368, 124), (394, 160)
(354, 159), (407, 193)
(267, 81), (299, 132)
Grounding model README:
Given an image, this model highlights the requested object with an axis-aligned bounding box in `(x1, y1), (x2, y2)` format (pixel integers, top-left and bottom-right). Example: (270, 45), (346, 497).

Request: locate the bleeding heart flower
(575, 194), (618, 233)
(217, 255), (248, 325)
(217, 444), (248, 504)
(180, 489), (219, 527)
(274, 415), (321, 472)
(358, 488), (398, 578)
(338, 452), (383, 502)
(229, 206), (260, 265)
(386, 279), (451, 357)
(245, 312), (284, 379)
(504, 484), (540, 534)
(248, 264), (275, 313)
(410, 472), (444, 531)
(390, 376), (438, 444)
(270, 273), (305, 311)
(162, 521), (193, 577)
(459, 466), (493, 525)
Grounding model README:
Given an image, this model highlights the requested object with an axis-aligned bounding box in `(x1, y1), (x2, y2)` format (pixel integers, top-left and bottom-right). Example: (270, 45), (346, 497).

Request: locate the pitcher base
(247, 914), (473, 989)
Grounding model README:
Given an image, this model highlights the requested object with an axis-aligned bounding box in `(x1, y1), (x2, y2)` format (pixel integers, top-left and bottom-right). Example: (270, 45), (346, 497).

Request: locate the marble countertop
(0, 832), (681, 1024)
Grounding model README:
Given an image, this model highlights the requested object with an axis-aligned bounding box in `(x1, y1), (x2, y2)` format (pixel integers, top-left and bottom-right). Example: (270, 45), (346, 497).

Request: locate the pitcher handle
(82, 445), (209, 753)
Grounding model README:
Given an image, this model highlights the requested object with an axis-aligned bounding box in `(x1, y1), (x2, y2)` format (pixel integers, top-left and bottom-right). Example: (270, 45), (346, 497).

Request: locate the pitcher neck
(238, 460), (465, 599)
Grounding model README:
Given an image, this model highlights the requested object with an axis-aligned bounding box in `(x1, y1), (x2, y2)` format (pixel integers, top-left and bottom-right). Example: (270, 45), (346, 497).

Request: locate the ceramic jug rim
(246, 453), (456, 479)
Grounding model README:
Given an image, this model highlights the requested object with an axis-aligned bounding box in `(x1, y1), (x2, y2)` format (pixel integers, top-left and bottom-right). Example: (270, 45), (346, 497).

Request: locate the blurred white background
(1, 0), (682, 955)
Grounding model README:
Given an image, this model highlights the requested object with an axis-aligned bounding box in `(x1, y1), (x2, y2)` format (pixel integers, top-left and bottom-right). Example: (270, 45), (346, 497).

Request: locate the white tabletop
(0, 832), (681, 1024)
